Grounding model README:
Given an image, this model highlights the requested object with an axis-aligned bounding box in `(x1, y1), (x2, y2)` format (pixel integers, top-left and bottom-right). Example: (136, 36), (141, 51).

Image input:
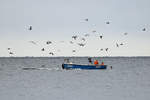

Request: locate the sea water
(0, 57), (150, 100)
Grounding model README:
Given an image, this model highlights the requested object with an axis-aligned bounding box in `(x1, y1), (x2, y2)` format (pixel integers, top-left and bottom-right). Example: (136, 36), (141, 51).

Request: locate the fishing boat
(62, 63), (107, 70)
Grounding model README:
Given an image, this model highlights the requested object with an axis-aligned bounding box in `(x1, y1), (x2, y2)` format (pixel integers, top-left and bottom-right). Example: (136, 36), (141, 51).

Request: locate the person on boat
(94, 60), (99, 65)
(101, 62), (104, 65)
(88, 58), (92, 64)
(64, 58), (70, 63)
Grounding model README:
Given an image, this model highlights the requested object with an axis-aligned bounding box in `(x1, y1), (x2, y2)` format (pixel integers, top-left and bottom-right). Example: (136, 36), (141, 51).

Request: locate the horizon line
(0, 56), (150, 58)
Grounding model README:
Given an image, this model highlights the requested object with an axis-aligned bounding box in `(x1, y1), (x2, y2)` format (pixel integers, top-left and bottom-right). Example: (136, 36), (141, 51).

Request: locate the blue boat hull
(62, 64), (107, 70)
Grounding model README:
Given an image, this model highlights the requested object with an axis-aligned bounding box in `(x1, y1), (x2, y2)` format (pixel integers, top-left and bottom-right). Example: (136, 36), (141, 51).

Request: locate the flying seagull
(100, 48), (103, 51)
(106, 21), (110, 24)
(72, 35), (78, 40)
(116, 43), (119, 47)
(41, 48), (45, 51)
(29, 41), (37, 45)
(9, 52), (14, 55)
(120, 43), (123, 45)
(78, 43), (86, 47)
(100, 35), (103, 39)
(84, 34), (89, 37)
(142, 28), (146, 31)
(85, 18), (88, 21)
(49, 52), (54, 55)
(7, 48), (11, 50)
(72, 50), (76, 52)
(46, 41), (52, 45)
(29, 26), (32, 30)
(105, 48), (109, 51)
(124, 33), (128, 35)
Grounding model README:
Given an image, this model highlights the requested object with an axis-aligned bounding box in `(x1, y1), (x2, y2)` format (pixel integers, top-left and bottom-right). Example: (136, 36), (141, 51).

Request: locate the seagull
(49, 52), (54, 55)
(124, 33), (128, 35)
(116, 43), (119, 47)
(78, 43), (86, 47)
(100, 48), (103, 51)
(70, 41), (74, 44)
(100, 35), (103, 39)
(105, 48), (109, 51)
(29, 41), (37, 45)
(106, 21), (110, 24)
(84, 34), (89, 37)
(72, 35), (78, 40)
(72, 50), (76, 52)
(9, 52), (14, 55)
(85, 18), (88, 21)
(46, 41), (52, 45)
(41, 48), (45, 51)
(29, 26), (32, 30)
(142, 28), (146, 31)
(120, 43), (123, 45)
(7, 48), (11, 50)
(81, 38), (85, 41)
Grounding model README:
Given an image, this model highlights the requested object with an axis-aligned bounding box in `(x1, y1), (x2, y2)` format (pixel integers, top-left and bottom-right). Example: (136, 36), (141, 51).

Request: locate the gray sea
(0, 57), (150, 100)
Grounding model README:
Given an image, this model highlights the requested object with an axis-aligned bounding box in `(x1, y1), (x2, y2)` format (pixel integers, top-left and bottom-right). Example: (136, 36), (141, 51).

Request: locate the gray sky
(0, 0), (150, 57)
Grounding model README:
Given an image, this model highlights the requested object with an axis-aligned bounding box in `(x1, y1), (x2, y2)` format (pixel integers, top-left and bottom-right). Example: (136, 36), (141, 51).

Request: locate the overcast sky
(0, 0), (150, 57)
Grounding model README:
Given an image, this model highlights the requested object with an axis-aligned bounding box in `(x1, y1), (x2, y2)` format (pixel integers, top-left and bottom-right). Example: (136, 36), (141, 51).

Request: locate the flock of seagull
(7, 18), (147, 56)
